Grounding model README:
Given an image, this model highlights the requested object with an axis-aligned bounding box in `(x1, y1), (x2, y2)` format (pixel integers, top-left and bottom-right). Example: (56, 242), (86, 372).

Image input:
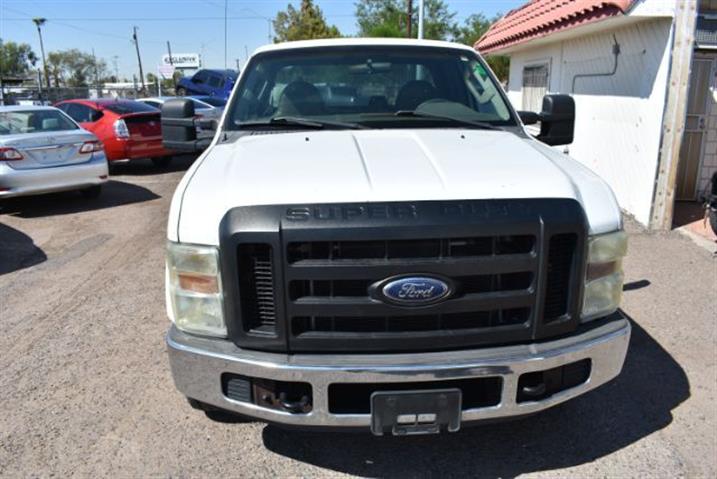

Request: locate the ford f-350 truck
(161, 39), (630, 436)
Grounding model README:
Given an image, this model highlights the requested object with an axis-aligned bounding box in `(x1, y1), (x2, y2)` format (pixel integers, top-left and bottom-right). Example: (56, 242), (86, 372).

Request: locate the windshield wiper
(394, 110), (501, 130)
(237, 116), (366, 130)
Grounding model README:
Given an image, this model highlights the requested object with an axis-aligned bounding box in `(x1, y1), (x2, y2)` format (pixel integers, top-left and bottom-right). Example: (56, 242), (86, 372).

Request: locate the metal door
(676, 55), (715, 200)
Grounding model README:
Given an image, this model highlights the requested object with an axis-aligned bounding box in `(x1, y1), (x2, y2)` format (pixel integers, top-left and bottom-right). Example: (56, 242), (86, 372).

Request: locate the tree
(0, 40), (38, 77)
(453, 13), (510, 83)
(45, 49), (108, 87)
(452, 13), (492, 46)
(355, 0), (405, 38)
(273, 0), (341, 42)
(355, 0), (455, 40)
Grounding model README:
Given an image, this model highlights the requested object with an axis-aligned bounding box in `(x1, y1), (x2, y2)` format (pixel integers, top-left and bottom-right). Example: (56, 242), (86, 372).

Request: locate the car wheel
(151, 157), (172, 169)
(80, 185), (102, 199)
(176, 87), (186, 96)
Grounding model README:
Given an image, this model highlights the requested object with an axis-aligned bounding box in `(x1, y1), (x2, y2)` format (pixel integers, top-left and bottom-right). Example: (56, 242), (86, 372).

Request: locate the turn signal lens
(0, 147), (24, 161)
(586, 260), (621, 281)
(177, 272), (219, 294)
(79, 141), (103, 154)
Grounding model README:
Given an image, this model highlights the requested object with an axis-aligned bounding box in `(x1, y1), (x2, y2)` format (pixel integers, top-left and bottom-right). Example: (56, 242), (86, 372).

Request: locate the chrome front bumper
(167, 315), (631, 428)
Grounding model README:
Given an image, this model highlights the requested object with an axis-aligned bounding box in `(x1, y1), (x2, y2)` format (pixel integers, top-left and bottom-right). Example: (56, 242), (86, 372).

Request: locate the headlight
(166, 241), (226, 337)
(582, 230), (628, 322)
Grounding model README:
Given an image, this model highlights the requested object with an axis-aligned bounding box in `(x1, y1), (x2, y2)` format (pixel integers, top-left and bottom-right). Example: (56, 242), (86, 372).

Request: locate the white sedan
(0, 106), (108, 199)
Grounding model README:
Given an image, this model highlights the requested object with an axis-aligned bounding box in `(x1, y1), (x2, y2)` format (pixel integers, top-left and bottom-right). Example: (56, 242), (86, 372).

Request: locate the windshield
(0, 109), (79, 135)
(228, 46), (515, 130)
(102, 101), (159, 115)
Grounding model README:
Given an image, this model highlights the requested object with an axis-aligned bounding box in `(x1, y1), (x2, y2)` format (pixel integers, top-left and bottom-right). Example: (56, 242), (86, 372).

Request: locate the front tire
(151, 157), (172, 169)
(80, 185), (101, 199)
(176, 87), (187, 96)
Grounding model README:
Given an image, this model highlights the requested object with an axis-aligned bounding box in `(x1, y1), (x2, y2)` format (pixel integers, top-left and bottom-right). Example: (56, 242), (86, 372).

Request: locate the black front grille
(237, 244), (277, 334)
(289, 272), (533, 300)
(287, 235), (535, 263)
(222, 200), (587, 353)
(292, 308), (531, 335)
(283, 233), (538, 352)
(543, 233), (578, 322)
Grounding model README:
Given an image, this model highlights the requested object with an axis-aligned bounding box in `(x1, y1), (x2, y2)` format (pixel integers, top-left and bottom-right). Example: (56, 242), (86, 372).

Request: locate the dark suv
(176, 69), (238, 99)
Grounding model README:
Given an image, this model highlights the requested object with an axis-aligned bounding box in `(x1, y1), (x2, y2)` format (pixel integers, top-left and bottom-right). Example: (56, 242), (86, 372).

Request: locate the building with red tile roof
(477, 1), (635, 54)
(473, 0), (714, 231)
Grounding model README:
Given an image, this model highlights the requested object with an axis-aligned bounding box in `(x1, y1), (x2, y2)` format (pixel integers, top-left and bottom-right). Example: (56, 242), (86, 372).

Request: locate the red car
(55, 99), (173, 168)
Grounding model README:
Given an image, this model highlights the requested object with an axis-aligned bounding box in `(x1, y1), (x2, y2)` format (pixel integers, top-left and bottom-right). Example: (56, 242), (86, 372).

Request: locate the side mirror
(518, 94), (575, 146)
(538, 94), (575, 146)
(161, 98), (213, 152)
(517, 111), (539, 125)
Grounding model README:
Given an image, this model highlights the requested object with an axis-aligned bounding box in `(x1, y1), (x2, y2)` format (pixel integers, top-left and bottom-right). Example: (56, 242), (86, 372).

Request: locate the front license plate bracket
(370, 388), (462, 436)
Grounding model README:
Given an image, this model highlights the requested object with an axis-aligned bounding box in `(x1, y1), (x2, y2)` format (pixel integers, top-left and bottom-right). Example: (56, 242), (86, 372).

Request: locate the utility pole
(91, 48), (100, 98)
(132, 26), (145, 92)
(112, 55), (119, 80)
(166, 41), (173, 66)
(32, 18), (50, 89)
(235, 58), (240, 72)
(224, 0), (228, 69)
(166, 41), (177, 90)
(406, 0), (413, 38)
(418, 0), (425, 39)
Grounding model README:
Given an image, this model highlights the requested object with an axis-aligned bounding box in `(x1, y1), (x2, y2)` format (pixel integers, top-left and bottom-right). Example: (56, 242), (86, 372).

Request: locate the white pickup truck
(160, 39), (630, 436)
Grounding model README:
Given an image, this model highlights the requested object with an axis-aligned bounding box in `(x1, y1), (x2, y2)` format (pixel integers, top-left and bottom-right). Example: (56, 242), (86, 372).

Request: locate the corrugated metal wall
(505, 18), (674, 226)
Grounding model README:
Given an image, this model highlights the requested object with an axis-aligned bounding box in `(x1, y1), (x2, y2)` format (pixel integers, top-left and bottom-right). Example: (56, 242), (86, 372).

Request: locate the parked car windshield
(228, 46), (515, 130)
(0, 109), (79, 135)
(102, 101), (159, 115)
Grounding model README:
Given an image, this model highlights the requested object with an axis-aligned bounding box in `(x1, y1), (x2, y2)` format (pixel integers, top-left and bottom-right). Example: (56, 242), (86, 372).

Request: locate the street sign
(161, 53), (201, 69)
(158, 64), (176, 80)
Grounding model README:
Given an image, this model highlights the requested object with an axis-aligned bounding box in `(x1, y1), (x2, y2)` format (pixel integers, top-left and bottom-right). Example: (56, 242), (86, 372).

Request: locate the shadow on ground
(108, 154), (197, 177)
(0, 180), (160, 218)
(261, 317), (689, 478)
(0, 223), (47, 275)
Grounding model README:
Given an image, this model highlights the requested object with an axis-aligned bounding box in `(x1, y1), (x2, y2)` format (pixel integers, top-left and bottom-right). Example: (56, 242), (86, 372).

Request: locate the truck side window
(193, 71), (208, 84)
(208, 75), (223, 88)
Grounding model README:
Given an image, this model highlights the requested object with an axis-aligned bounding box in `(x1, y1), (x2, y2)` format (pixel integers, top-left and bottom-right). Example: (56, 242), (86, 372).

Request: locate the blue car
(176, 69), (238, 100)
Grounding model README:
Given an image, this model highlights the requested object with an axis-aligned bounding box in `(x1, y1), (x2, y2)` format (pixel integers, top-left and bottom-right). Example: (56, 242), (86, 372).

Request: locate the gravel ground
(0, 156), (715, 478)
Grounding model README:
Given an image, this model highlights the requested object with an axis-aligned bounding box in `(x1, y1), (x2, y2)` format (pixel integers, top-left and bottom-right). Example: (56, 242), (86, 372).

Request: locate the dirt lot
(1, 157), (715, 478)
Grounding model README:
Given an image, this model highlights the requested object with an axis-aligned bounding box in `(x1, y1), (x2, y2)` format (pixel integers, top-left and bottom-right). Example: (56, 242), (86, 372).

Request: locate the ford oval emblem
(376, 275), (453, 306)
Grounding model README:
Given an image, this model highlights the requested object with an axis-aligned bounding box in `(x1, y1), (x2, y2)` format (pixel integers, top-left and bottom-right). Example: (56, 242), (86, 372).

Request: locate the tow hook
(278, 393), (312, 414)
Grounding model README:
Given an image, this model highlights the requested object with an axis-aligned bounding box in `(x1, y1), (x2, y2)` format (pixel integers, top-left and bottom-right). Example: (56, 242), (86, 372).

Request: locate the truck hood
(174, 129), (621, 245)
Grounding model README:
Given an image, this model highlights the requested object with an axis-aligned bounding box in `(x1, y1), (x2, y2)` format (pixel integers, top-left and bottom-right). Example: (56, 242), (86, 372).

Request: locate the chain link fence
(1, 81), (175, 106)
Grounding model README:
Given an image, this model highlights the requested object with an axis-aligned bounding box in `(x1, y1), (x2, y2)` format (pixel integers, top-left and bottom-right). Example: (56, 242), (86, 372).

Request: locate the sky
(0, 0), (523, 79)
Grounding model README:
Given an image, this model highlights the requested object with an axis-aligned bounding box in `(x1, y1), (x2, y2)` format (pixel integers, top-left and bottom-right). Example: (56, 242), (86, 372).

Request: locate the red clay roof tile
(476, 0), (634, 54)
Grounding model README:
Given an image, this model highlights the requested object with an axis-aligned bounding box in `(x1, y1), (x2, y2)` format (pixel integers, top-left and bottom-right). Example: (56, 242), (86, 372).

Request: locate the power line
(2, 15), (355, 21)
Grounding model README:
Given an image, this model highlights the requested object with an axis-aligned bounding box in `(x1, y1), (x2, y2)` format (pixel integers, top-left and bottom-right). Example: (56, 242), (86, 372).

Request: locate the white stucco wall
(504, 18), (674, 226)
